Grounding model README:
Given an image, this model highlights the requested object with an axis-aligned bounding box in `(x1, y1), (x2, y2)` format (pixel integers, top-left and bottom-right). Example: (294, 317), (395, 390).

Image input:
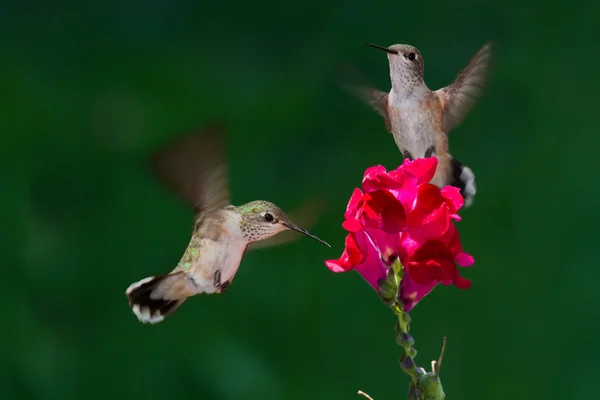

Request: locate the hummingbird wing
(150, 123), (231, 215)
(435, 42), (492, 133)
(357, 87), (392, 133)
(246, 197), (324, 251)
(339, 65), (392, 132)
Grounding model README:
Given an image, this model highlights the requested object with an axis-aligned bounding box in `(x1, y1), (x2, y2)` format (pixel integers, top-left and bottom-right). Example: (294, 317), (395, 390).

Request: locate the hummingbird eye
(405, 52), (416, 61)
(264, 213), (275, 222)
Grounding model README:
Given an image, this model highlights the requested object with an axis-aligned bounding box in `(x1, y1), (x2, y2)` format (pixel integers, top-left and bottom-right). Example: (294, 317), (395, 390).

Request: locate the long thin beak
(365, 43), (398, 55)
(283, 222), (330, 247)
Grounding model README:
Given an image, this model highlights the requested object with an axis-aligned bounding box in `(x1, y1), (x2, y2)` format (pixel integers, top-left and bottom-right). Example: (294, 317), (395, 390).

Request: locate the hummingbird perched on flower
(125, 124), (330, 324)
(348, 42), (492, 207)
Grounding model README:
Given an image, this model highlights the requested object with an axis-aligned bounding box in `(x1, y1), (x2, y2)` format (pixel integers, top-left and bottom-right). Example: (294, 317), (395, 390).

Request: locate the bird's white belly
(218, 240), (247, 283)
(390, 103), (437, 157)
(217, 214), (248, 284)
(191, 238), (247, 294)
(190, 213), (248, 294)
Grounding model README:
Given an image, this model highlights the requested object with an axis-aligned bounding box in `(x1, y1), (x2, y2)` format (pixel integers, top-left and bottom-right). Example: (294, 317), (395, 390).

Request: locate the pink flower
(342, 188), (406, 234)
(325, 158), (474, 311)
(325, 232), (388, 291)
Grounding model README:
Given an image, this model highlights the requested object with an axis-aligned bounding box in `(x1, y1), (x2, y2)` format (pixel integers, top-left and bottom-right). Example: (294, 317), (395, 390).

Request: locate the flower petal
(342, 219), (363, 233)
(453, 276), (472, 289)
(324, 260), (349, 273)
(364, 227), (400, 264)
(362, 190), (407, 233)
(405, 184), (444, 225)
(404, 239), (471, 291)
(362, 165), (402, 193)
(394, 157), (438, 185)
(324, 233), (365, 273)
(344, 188), (364, 220)
(456, 252), (474, 267)
(441, 186), (464, 213)
(399, 274), (438, 312)
(352, 231), (388, 290)
(400, 206), (452, 258)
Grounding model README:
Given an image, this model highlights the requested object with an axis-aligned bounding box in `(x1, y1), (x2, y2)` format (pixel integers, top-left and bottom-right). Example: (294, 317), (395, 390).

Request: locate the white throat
(222, 210), (247, 243)
(389, 79), (428, 103)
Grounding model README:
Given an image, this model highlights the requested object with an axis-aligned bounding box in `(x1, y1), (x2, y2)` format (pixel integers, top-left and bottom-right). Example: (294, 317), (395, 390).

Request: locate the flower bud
(399, 355), (413, 369)
(392, 258), (403, 275)
(416, 372), (445, 400)
(396, 332), (415, 348)
(399, 356), (419, 381)
(378, 278), (397, 304)
(406, 348), (417, 359)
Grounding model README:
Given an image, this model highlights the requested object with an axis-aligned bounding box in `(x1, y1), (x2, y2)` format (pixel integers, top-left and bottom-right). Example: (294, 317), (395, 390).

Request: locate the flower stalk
(378, 258), (445, 400)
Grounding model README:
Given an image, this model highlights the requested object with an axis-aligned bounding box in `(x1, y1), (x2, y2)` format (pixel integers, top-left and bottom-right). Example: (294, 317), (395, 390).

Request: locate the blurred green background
(2, 1), (598, 399)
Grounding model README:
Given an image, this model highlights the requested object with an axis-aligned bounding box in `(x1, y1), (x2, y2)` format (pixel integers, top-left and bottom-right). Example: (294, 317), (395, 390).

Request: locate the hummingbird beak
(365, 43), (399, 55)
(282, 222), (331, 247)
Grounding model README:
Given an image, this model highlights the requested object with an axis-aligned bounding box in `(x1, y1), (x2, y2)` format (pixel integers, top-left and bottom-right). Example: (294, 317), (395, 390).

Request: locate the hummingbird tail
(450, 157), (476, 208)
(125, 272), (192, 324)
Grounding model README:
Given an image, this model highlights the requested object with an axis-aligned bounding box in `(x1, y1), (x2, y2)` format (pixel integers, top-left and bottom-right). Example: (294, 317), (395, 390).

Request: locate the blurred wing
(150, 123), (231, 214)
(339, 65), (392, 132)
(247, 197), (324, 251)
(435, 42), (492, 133)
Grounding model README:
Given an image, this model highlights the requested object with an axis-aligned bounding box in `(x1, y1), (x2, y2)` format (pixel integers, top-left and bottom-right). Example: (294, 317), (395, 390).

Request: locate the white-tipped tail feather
(450, 158), (476, 207)
(125, 274), (188, 324)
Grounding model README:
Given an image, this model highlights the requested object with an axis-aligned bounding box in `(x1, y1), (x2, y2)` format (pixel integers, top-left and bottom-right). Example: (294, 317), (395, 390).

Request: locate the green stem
(381, 259), (445, 400)
(382, 259), (421, 384)
(393, 301), (419, 382)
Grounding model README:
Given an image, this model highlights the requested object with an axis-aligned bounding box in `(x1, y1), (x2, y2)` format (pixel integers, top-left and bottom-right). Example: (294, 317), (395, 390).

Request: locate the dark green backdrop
(2, 1), (598, 399)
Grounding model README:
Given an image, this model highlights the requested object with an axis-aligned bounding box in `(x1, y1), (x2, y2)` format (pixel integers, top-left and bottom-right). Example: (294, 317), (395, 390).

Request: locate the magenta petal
(342, 219), (363, 232)
(362, 190), (407, 233)
(344, 188), (364, 220)
(364, 227), (399, 259)
(441, 186), (464, 212)
(362, 165), (388, 192)
(363, 165), (387, 181)
(352, 231), (388, 291)
(324, 233), (365, 273)
(392, 184), (419, 212)
(325, 260), (348, 273)
(362, 165), (411, 194)
(456, 252), (475, 267)
(398, 157), (438, 185)
(401, 206), (451, 254)
(399, 273), (438, 312)
(421, 205), (451, 236)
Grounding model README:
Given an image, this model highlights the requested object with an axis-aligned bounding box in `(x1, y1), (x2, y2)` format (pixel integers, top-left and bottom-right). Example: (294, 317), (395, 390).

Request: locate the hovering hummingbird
(125, 124), (330, 324)
(349, 42), (492, 206)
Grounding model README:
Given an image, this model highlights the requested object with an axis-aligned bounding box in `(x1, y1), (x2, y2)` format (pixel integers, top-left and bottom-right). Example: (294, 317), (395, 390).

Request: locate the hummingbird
(125, 124), (330, 324)
(349, 42), (492, 206)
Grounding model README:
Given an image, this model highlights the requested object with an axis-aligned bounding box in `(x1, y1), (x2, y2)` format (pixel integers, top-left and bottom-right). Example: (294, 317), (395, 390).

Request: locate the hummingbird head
(366, 43), (424, 87)
(238, 200), (330, 247)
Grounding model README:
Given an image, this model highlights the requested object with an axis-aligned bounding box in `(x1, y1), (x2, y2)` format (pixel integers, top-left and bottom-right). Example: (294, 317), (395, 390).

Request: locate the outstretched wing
(435, 42), (492, 133)
(150, 123), (231, 215)
(247, 197), (325, 251)
(339, 65), (392, 132)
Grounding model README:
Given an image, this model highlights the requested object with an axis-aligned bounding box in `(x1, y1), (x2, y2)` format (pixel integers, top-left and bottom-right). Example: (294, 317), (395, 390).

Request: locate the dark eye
(264, 213), (274, 222)
(406, 52), (416, 61)
(402, 150), (414, 161)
